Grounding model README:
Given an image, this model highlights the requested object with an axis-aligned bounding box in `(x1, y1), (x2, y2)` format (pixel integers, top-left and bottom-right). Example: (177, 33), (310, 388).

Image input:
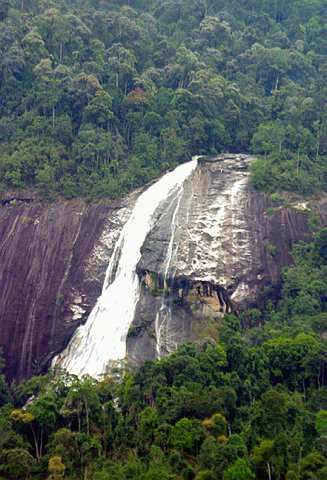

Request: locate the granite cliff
(0, 155), (326, 380)
(128, 155), (327, 363)
(0, 192), (136, 380)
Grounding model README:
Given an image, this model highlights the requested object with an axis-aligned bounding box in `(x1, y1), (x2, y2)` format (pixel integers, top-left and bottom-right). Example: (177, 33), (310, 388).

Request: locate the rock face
(0, 155), (326, 381)
(0, 192), (136, 381)
(127, 154), (326, 363)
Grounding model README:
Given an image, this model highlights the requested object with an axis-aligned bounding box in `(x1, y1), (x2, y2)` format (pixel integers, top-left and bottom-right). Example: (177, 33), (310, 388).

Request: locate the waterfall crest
(53, 159), (198, 377)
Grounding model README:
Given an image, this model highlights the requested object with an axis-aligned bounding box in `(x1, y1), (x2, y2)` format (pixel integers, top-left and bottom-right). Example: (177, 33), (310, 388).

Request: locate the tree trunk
(316, 123), (321, 160)
(40, 429), (43, 459)
(297, 447), (303, 477)
(78, 412), (81, 433)
(85, 398), (90, 436)
(59, 43), (63, 63)
(267, 462), (272, 480)
(296, 150), (300, 176)
(31, 425), (40, 461)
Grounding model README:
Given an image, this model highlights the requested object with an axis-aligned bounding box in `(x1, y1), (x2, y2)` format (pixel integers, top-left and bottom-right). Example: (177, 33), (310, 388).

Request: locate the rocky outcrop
(127, 154), (326, 364)
(0, 191), (136, 381)
(127, 273), (231, 364)
(1, 155), (326, 381)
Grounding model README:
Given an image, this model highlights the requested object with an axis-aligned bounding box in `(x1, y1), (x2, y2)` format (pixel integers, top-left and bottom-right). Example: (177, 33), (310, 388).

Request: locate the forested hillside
(0, 2), (326, 479)
(0, 0), (326, 198)
(0, 230), (326, 479)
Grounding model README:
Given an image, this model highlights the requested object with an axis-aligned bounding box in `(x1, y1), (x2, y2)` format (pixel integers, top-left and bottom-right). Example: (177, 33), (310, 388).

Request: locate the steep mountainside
(0, 155), (326, 380)
(0, 191), (136, 380)
(128, 154), (327, 363)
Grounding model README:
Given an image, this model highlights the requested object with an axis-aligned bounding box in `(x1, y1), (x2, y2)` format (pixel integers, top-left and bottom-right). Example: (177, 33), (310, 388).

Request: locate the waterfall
(155, 181), (185, 358)
(53, 159), (198, 377)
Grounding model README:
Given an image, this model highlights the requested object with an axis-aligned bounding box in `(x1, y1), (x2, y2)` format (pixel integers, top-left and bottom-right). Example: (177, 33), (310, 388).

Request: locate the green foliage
(202, 413), (228, 437)
(0, 0), (325, 199)
(0, 231), (326, 478)
(48, 455), (65, 480)
(0, 448), (35, 480)
(170, 418), (205, 454)
(224, 458), (255, 480)
(316, 411), (327, 436)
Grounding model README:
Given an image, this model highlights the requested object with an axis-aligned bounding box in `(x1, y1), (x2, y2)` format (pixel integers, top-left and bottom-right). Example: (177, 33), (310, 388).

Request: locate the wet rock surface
(1, 155), (326, 380)
(128, 154), (326, 364)
(0, 191), (136, 381)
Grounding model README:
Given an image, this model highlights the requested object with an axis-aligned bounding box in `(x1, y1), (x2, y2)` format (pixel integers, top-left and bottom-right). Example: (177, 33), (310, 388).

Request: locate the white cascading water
(53, 159), (198, 377)
(155, 181), (185, 358)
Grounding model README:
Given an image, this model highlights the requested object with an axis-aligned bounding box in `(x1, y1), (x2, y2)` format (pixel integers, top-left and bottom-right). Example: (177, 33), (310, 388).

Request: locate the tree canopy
(0, 229), (326, 479)
(0, 0), (326, 198)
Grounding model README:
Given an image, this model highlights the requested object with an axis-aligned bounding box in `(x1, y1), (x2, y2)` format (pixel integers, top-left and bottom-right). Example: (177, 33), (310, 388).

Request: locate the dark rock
(0, 195), (134, 381)
(1, 154), (326, 380)
(128, 154), (327, 364)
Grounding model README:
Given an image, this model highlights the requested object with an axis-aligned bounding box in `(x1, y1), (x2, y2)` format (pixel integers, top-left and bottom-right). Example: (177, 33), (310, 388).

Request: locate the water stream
(53, 159), (198, 377)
